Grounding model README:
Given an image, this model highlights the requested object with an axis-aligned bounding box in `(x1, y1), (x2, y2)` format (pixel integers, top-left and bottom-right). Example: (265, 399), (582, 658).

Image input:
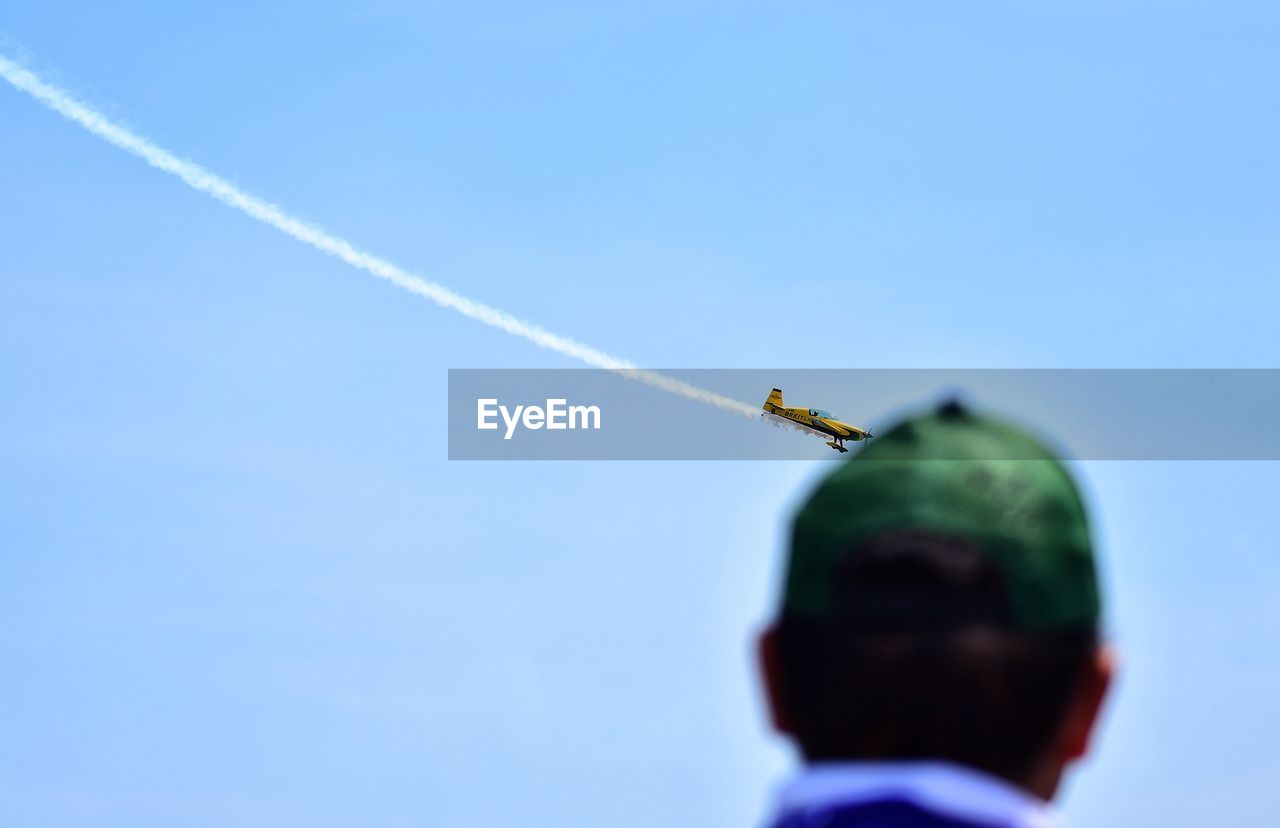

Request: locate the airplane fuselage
(763, 402), (869, 441)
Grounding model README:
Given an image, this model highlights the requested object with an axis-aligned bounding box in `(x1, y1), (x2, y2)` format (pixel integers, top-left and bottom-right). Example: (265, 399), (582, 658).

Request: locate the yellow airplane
(762, 388), (873, 453)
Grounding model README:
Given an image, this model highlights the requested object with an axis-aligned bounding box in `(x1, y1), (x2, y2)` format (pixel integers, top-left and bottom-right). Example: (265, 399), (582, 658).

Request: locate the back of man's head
(760, 400), (1111, 800)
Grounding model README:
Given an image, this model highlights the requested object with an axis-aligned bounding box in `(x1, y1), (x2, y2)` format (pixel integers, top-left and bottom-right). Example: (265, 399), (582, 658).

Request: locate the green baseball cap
(784, 400), (1100, 632)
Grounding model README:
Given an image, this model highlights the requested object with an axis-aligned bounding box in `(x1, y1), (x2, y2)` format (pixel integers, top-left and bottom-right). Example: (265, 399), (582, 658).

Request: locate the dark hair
(774, 531), (1097, 782)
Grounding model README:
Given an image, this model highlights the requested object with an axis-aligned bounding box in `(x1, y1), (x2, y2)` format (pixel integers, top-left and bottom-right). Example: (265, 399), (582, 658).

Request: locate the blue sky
(2, 3), (1279, 826)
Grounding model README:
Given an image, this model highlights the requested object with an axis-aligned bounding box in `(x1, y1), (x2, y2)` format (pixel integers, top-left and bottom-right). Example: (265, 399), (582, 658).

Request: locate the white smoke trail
(0, 54), (758, 418)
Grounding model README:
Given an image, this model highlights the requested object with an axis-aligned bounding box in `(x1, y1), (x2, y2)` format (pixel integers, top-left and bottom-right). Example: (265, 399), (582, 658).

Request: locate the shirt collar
(770, 761), (1065, 828)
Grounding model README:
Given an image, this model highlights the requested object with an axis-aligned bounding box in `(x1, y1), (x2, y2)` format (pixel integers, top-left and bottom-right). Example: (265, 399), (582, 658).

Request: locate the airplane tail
(764, 388), (784, 411)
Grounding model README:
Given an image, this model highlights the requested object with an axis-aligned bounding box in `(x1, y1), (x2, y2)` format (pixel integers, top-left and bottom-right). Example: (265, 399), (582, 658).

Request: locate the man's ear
(1060, 644), (1116, 761)
(758, 624), (794, 736)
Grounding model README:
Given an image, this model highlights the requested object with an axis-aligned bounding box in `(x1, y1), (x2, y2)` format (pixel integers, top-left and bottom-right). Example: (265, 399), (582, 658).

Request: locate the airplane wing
(820, 419), (871, 439)
(817, 419), (849, 435)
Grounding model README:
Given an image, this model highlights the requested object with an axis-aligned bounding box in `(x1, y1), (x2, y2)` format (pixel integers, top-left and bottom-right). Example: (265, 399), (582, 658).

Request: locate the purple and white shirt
(767, 762), (1064, 828)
